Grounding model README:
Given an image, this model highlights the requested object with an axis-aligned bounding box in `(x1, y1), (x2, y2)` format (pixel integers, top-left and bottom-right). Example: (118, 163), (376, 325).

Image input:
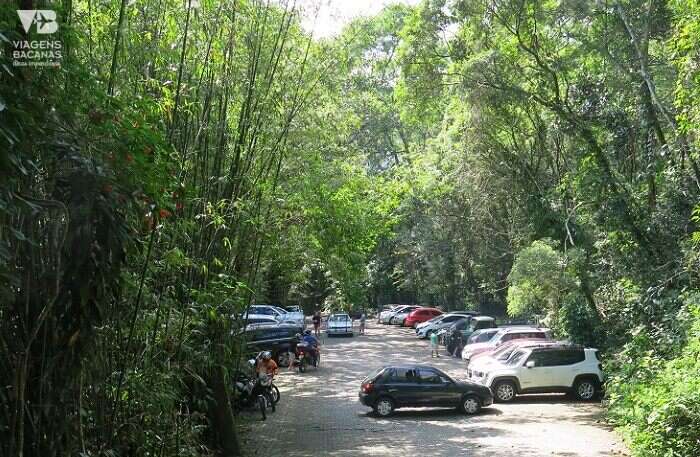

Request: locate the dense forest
(2, 0), (700, 455)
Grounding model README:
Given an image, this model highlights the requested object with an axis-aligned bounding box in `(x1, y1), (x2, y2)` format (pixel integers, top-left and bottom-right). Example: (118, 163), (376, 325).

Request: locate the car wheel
(373, 397), (395, 417)
(461, 395), (481, 415)
(494, 380), (516, 402)
(574, 378), (597, 401)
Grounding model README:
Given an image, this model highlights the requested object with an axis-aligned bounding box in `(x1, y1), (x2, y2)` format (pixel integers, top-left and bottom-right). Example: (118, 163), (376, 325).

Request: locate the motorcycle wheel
(271, 385), (280, 404)
(299, 358), (307, 373)
(258, 396), (266, 421)
(269, 392), (276, 412)
(314, 353), (320, 367)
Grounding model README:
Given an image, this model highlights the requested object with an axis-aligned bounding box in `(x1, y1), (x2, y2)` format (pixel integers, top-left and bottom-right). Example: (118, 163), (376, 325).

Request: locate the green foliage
(4, 0), (700, 455)
(507, 240), (571, 317)
(607, 301), (700, 457)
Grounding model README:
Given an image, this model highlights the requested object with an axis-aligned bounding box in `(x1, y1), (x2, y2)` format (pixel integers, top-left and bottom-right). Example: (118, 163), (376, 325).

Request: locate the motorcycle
(293, 342), (320, 373)
(251, 355), (281, 406)
(231, 359), (280, 421)
(232, 370), (268, 421)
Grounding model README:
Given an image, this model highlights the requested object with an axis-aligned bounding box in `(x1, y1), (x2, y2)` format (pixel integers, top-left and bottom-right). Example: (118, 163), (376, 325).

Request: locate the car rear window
(556, 349), (585, 365)
(363, 367), (386, 383)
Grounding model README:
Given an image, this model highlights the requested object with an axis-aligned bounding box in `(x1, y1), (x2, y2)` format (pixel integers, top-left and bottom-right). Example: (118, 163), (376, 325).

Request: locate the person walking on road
(359, 313), (366, 335)
(312, 311), (321, 337)
(430, 331), (440, 358)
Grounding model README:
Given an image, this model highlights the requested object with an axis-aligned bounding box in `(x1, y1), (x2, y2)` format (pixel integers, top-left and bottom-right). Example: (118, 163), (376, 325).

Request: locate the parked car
(443, 316), (497, 356)
(377, 305), (400, 323)
(389, 306), (420, 325)
(244, 305), (304, 326)
(239, 324), (301, 366)
(379, 305), (412, 324)
(283, 305), (305, 320)
(467, 340), (561, 375)
(468, 344), (604, 402)
(327, 313), (354, 336)
(415, 314), (445, 332)
(404, 307), (443, 328)
(359, 364), (493, 416)
(461, 327), (551, 363)
(416, 313), (469, 339)
(235, 315), (279, 328)
(389, 305), (420, 325)
(273, 305), (305, 325)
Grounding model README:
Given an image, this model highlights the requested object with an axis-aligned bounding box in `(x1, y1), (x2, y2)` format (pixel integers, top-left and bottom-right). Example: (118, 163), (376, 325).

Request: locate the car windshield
(329, 314), (349, 321)
(495, 345), (518, 361)
(505, 348), (528, 365)
(468, 329), (498, 343)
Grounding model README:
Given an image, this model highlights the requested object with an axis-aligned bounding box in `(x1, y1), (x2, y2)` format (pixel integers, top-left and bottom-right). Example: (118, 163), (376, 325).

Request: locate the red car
(404, 308), (443, 328)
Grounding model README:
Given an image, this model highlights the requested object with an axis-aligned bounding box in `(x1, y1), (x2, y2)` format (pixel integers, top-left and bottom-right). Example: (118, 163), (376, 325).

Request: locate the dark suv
(358, 365), (493, 417)
(240, 324), (300, 366)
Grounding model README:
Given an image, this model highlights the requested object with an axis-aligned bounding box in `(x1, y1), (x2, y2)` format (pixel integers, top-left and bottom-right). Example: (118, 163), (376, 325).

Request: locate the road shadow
(245, 322), (626, 457)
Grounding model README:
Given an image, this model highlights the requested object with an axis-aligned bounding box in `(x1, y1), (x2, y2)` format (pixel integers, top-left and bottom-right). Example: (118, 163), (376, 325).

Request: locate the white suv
(468, 344), (603, 402)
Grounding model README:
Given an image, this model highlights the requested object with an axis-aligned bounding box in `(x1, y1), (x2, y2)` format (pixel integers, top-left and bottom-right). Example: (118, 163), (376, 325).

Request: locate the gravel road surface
(243, 322), (628, 457)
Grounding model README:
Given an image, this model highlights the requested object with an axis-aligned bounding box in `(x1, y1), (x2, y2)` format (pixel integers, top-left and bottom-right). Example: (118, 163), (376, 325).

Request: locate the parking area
(243, 322), (628, 457)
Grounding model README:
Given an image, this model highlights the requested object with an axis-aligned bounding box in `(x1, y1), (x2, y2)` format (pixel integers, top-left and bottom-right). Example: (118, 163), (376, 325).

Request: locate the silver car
(327, 313), (354, 336)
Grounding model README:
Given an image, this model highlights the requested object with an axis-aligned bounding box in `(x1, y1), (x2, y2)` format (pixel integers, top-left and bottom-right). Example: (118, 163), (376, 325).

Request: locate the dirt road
(244, 323), (628, 456)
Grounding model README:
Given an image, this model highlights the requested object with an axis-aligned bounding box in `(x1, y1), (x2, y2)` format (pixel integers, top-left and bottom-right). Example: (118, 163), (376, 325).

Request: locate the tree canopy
(2, 0), (700, 455)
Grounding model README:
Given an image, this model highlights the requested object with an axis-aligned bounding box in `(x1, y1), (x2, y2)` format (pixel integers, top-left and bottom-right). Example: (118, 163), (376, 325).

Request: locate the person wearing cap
(256, 351), (279, 377)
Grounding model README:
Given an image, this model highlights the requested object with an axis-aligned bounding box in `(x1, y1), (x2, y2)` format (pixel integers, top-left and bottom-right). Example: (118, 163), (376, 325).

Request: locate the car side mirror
(525, 360), (535, 369)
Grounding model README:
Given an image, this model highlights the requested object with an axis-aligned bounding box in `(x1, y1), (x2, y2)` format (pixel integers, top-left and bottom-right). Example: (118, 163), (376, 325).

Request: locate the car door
(384, 368), (423, 407)
(519, 350), (557, 390)
(416, 369), (461, 406)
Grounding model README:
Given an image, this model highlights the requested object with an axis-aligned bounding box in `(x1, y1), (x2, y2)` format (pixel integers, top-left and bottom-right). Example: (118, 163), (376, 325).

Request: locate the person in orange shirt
(256, 351), (279, 378)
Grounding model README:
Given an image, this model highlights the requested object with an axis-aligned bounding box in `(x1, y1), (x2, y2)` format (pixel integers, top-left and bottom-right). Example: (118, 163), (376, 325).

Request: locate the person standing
(312, 311), (321, 337)
(430, 331), (440, 358)
(359, 313), (366, 335)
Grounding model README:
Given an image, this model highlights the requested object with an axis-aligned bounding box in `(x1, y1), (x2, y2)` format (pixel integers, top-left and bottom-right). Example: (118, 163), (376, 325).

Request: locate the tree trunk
(208, 365), (241, 456)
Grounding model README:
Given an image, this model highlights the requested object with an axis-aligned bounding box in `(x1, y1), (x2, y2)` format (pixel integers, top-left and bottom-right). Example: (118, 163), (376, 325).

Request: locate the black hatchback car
(359, 365), (493, 416)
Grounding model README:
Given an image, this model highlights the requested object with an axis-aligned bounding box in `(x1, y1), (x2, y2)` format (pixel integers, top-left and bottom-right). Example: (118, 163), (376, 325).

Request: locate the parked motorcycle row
(232, 326), (322, 420)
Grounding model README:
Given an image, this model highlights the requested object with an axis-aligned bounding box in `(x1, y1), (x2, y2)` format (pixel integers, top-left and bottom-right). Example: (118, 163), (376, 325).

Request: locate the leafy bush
(607, 302), (700, 456)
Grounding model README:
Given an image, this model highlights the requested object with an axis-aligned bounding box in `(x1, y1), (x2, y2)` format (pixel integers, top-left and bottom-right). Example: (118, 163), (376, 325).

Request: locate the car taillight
(361, 382), (374, 393)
